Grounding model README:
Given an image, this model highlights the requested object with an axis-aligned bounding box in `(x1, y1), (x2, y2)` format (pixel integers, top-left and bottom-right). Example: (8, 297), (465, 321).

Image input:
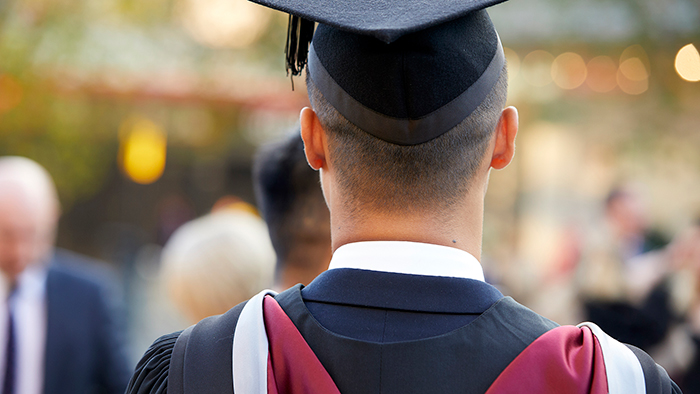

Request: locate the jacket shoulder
(47, 248), (119, 292)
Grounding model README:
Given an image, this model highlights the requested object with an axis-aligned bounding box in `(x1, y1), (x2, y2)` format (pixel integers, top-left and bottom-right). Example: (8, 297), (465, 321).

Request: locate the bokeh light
(675, 44), (700, 82)
(551, 52), (587, 90)
(620, 45), (650, 75)
(521, 50), (555, 87)
(617, 57), (649, 95)
(503, 47), (524, 102)
(619, 57), (648, 81)
(616, 72), (648, 95)
(119, 117), (168, 185)
(179, 0), (272, 48)
(504, 47), (521, 79)
(586, 56), (618, 93)
(0, 75), (23, 114)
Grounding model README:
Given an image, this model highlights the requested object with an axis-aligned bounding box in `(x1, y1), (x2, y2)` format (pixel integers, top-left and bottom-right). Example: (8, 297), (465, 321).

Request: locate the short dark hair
(306, 65), (508, 215)
(253, 131), (330, 271)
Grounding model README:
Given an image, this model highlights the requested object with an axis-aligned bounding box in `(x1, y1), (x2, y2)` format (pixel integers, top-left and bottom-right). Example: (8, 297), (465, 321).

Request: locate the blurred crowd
(524, 185), (700, 391)
(2, 133), (700, 392)
(0, 129), (334, 393)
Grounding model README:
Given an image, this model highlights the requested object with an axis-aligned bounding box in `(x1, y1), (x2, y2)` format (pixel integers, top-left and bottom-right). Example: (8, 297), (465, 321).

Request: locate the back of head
(249, 0), (511, 222)
(253, 131), (331, 286)
(300, 8), (508, 218)
(160, 209), (275, 322)
(306, 68), (508, 217)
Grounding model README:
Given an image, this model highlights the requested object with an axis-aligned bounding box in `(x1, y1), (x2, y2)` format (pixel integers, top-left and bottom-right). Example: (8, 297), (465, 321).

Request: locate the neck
(329, 195), (485, 261)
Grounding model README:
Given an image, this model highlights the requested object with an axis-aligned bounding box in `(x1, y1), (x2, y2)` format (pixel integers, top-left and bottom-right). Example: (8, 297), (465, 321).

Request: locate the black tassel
(285, 14), (315, 89)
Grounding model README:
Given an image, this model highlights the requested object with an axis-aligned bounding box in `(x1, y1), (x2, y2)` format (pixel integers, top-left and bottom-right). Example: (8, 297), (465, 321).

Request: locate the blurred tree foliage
(0, 0), (287, 208)
(0, 0), (697, 210)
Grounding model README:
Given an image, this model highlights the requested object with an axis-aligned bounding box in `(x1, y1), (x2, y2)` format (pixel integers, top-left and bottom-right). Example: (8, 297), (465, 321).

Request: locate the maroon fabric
(485, 326), (609, 394)
(263, 296), (341, 394)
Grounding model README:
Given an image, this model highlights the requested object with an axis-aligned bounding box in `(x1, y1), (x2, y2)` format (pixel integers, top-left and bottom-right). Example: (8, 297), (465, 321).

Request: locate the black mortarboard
(250, 0), (508, 145)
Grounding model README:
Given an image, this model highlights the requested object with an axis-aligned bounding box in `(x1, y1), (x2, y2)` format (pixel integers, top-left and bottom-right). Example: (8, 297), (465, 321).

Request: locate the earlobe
(300, 107), (327, 171)
(490, 106), (518, 170)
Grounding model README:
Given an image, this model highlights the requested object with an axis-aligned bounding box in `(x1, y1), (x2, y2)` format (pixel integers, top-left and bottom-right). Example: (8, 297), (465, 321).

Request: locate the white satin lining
(577, 322), (647, 393)
(232, 289), (278, 394)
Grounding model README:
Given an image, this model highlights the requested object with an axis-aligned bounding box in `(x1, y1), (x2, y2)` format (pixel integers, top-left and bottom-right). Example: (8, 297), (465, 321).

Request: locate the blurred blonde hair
(160, 209), (275, 323)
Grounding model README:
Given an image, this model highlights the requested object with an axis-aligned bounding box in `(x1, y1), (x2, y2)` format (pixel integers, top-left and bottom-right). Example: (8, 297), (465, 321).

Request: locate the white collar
(0, 264), (47, 301)
(16, 264), (48, 298)
(328, 241), (485, 281)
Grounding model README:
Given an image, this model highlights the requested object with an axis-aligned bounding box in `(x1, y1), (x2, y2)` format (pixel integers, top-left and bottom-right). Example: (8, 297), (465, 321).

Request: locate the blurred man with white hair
(0, 156), (131, 394)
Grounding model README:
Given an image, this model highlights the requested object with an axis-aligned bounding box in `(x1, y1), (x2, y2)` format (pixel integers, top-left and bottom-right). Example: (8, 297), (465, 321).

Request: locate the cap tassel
(285, 15), (315, 89)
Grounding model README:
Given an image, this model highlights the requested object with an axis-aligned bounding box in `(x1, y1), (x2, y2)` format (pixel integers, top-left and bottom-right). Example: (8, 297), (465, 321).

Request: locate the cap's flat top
(250, 0), (508, 43)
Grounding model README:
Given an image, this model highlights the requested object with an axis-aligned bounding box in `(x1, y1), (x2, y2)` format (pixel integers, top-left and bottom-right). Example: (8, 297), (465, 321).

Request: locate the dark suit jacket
(43, 249), (132, 394)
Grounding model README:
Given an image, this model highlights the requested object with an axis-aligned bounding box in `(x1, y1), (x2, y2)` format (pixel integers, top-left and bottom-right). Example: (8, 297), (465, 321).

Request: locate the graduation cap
(250, 0), (509, 145)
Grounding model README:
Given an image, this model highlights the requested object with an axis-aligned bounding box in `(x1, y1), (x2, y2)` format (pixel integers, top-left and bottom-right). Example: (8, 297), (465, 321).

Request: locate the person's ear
(300, 107), (328, 171)
(490, 106), (518, 170)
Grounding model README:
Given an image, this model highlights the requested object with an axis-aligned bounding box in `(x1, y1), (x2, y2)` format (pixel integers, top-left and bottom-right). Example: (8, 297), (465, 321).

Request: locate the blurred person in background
(253, 130), (332, 289)
(577, 185), (673, 351)
(0, 156), (131, 394)
(159, 205), (275, 323)
(603, 186), (667, 260)
(577, 186), (668, 304)
(625, 220), (700, 392)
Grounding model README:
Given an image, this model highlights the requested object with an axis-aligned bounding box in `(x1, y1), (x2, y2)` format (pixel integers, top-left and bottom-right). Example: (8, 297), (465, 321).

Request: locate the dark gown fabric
(126, 269), (555, 394)
(126, 268), (682, 394)
(276, 290), (558, 394)
(126, 333), (179, 394)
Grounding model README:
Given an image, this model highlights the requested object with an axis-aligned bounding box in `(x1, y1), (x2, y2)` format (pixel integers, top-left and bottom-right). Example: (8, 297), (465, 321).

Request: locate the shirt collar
(18, 264), (48, 296)
(328, 241), (485, 281)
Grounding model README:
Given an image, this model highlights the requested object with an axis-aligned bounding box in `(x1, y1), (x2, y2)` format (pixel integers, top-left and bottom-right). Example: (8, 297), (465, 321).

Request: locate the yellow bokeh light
(179, 0), (272, 48)
(586, 56), (618, 93)
(551, 52), (587, 90)
(521, 50), (555, 87)
(619, 58), (648, 81)
(503, 47), (521, 78)
(503, 47), (524, 102)
(620, 45), (650, 75)
(119, 117), (167, 185)
(675, 44), (700, 82)
(0, 75), (23, 114)
(616, 56), (648, 95)
(616, 70), (648, 95)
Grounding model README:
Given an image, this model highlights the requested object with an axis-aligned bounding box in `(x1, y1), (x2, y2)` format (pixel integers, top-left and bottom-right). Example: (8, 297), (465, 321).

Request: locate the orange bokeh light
(552, 52), (588, 90)
(617, 57), (649, 95)
(0, 75), (23, 114)
(586, 56), (617, 93)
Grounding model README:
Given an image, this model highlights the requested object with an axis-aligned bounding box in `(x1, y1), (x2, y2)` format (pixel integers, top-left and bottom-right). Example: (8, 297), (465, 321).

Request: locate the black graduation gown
(126, 268), (680, 394)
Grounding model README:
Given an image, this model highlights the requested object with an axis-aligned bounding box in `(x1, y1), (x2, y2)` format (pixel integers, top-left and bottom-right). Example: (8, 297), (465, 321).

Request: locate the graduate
(127, 0), (681, 392)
